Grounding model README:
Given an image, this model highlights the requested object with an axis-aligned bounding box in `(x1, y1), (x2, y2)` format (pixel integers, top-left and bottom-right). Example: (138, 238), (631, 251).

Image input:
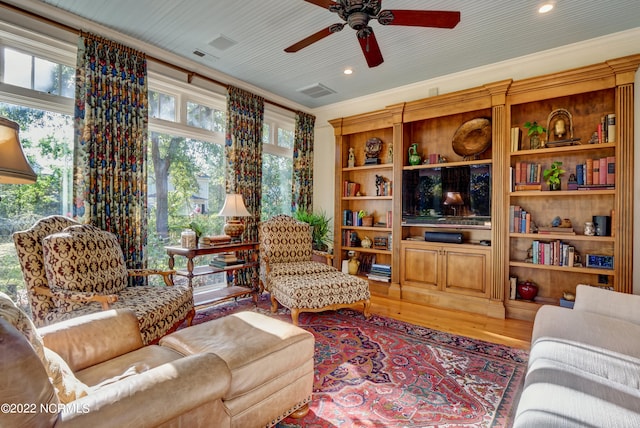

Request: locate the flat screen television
(402, 164), (491, 229)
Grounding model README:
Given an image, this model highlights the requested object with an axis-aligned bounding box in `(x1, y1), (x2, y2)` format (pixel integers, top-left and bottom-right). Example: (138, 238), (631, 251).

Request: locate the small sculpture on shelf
(386, 143), (393, 164)
(365, 137), (382, 165)
(347, 147), (355, 167)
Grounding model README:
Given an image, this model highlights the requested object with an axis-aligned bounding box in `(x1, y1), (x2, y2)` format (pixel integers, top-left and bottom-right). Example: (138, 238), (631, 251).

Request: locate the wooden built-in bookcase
(329, 54), (640, 321)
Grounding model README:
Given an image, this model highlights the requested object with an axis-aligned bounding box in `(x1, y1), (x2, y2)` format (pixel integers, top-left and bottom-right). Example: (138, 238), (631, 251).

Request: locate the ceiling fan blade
(304, 0), (336, 9)
(357, 30), (384, 68)
(284, 24), (344, 53)
(379, 10), (460, 28)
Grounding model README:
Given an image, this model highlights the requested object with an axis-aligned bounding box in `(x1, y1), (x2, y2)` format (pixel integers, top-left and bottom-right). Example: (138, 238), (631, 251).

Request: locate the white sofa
(514, 284), (640, 427)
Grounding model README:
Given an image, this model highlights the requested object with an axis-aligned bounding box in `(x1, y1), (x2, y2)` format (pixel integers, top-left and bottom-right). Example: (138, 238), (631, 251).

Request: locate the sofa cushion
(43, 347), (90, 403)
(532, 305), (640, 359)
(0, 291), (45, 362)
(268, 260), (336, 278)
(0, 319), (59, 428)
(42, 224), (128, 308)
(259, 215), (313, 264)
(0, 292), (89, 405)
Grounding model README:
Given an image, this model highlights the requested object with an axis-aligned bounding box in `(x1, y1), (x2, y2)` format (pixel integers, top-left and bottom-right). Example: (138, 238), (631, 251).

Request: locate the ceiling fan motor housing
(347, 12), (370, 30)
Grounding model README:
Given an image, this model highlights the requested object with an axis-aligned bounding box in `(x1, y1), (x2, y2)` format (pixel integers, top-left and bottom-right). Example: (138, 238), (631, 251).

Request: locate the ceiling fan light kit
(285, 0), (460, 67)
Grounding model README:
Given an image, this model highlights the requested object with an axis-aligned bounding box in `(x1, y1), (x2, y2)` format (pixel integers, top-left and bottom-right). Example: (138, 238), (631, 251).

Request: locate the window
(3, 47), (74, 97)
(261, 112), (294, 220)
(0, 23), (297, 305)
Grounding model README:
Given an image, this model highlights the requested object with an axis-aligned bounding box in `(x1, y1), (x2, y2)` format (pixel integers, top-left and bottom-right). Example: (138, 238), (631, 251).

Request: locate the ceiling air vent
(208, 34), (237, 51)
(297, 83), (336, 98)
(193, 50), (206, 57)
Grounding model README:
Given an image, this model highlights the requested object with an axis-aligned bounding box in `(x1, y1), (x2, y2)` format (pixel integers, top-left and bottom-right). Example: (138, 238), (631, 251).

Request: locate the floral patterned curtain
(292, 111), (315, 213)
(73, 32), (148, 275)
(225, 86), (264, 285)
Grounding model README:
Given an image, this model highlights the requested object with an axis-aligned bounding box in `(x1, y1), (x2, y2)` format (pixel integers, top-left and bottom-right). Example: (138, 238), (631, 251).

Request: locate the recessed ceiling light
(539, 3), (554, 13)
(343, 68), (353, 75)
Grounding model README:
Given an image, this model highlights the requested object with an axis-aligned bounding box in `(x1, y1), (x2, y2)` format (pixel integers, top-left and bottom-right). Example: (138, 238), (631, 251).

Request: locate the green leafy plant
(523, 121), (547, 136)
(543, 161), (565, 186)
(357, 209), (368, 219)
(187, 219), (205, 239)
(293, 209), (332, 251)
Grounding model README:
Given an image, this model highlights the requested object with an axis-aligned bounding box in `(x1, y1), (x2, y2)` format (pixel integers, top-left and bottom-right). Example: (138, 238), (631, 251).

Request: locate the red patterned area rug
(194, 296), (528, 427)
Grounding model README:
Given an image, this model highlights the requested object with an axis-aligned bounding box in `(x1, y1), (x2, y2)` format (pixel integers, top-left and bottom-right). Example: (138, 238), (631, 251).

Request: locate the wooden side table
(165, 241), (259, 309)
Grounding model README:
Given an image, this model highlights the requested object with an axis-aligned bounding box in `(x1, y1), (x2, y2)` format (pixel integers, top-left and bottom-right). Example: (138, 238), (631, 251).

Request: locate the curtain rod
(0, 1), (299, 114)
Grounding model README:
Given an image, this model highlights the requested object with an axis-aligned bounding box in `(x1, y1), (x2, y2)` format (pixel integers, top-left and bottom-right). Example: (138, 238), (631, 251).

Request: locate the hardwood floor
(369, 295), (534, 350)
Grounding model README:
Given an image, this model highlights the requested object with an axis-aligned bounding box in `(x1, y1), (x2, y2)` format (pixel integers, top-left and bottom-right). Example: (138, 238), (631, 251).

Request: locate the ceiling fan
(284, 0), (461, 68)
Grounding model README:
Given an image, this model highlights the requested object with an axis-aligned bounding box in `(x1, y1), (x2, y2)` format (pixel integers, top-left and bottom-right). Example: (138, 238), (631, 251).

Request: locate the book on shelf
(367, 274), (391, 282)
(509, 205), (533, 234)
(214, 252), (238, 262)
(575, 157), (615, 187)
(209, 259), (245, 268)
(577, 184), (615, 191)
(510, 127), (521, 152)
(343, 181), (360, 197)
(514, 183), (542, 191)
(606, 113), (616, 143)
(530, 240), (575, 267)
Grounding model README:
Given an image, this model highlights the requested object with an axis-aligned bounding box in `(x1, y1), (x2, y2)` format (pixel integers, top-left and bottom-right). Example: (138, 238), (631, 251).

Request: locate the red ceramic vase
(517, 281), (538, 300)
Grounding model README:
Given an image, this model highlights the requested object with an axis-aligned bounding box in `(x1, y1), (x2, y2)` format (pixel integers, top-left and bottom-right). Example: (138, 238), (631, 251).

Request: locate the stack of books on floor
(368, 263), (391, 282)
(209, 252), (244, 268)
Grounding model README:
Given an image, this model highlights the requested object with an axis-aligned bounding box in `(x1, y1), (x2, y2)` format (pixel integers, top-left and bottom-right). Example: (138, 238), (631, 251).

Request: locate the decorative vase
(408, 143), (421, 165)
(361, 236), (372, 248)
(517, 281), (538, 301)
(549, 181), (561, 191)
(530, 133), (542, 150)
(348, 257), (360, 275)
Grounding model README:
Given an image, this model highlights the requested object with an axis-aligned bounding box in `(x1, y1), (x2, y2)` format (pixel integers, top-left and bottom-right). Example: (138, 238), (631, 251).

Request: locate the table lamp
(218, 193), (251, 241)
(443, 191), (464, 217)
(0, 117), (37, 184)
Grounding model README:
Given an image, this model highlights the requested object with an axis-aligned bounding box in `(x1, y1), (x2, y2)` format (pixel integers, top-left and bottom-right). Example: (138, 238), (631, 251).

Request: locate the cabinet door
(442, 247), (490, 298)
(401, 245), (439, 290)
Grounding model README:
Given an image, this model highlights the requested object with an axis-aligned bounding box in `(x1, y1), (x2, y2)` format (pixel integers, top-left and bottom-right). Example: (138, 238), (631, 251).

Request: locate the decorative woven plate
(451, 118), (492, 157)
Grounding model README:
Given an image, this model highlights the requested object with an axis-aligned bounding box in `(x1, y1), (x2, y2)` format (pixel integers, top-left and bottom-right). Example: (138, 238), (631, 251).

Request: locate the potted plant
(357, 209), (373, 227)
(523, 121), (547, 150)
(543, 161), (565, 191)
(293, 209), (332, 251)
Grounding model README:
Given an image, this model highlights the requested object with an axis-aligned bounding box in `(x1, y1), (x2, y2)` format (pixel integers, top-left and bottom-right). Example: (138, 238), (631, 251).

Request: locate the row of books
(342, 210), (392, 227)
(530, 240), (575, 267)
(368, 263), (391, 282)
(209, 252), (244, 268)
(509, 205), (532, 234)
(343, 181), (360, 197)
(513, 161), (541, 186)
(575, 157), (615, 187)
(597, 114), (616, 144)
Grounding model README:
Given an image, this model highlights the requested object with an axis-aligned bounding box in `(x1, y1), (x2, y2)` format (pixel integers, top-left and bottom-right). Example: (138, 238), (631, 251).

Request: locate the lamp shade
(0, 117), (37, 184)
(217, 193), (251, 217)
(443, 191), (464, 206)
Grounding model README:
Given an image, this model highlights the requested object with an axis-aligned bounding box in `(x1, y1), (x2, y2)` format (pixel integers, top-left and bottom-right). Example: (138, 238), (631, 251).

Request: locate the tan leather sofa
(0, 292), (314, 428)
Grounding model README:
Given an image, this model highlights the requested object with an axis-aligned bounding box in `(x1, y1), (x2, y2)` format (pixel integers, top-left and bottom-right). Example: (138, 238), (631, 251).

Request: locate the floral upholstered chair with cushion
(13, 215), (195, 344)
(259, 214), (371, 325)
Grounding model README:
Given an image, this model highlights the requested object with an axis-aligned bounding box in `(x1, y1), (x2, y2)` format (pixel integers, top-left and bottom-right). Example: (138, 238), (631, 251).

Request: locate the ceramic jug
(348, 257), (360, 275)
(408, 143), (421, 165)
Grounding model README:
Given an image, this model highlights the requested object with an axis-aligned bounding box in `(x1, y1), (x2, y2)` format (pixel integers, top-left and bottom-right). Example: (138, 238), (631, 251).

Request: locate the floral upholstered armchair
(13, 216), (195, 344)
(259, 215), (370, 325)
